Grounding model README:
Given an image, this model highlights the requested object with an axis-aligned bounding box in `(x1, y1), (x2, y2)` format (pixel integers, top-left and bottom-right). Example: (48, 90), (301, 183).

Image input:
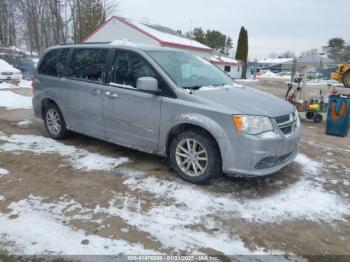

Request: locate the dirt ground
(0, 79), (350, 259)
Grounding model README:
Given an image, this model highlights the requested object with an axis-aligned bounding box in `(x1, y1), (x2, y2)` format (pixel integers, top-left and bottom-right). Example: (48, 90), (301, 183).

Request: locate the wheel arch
(41, 98), (69, 128)
(164, 114), (229, 164)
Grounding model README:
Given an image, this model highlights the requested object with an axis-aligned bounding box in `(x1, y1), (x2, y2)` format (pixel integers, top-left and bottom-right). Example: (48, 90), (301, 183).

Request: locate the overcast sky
(114, 0), (350, 60)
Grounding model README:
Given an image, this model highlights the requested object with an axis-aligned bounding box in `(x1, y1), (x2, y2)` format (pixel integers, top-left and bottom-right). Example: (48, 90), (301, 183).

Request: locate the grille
(275, 113), (297, 136)
(275, 114), (290, 124)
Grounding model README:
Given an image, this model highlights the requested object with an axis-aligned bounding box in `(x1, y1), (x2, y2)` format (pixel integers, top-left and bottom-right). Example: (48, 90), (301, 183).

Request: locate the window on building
(224, 66), (231, 73)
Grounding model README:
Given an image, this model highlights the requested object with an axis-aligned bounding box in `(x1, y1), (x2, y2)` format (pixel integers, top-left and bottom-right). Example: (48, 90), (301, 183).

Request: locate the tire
(342, 71), (350, 88)
(169, 130), (221, 184)
(313, 114), (323, 123)
(43, 103), (68, 139)
(306, 111), (315, 120)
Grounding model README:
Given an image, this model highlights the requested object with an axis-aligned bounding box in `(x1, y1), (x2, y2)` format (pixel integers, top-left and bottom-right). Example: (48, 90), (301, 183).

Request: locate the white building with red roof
(84, 16), (242, 78)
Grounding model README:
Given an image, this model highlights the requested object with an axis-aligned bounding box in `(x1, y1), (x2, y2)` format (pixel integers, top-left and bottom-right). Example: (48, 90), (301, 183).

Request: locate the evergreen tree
(235, 26), (248, 79)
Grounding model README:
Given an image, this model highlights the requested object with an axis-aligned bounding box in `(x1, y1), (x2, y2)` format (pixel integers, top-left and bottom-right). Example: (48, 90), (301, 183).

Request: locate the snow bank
(0, 132), (129, 172)
(257, 70), (291, 79)
(0, 195), (160, 255)
(0, 90), (32, 110)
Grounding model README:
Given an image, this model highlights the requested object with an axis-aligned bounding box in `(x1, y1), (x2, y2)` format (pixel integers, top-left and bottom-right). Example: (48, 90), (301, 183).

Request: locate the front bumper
(221, 128), (301, 177)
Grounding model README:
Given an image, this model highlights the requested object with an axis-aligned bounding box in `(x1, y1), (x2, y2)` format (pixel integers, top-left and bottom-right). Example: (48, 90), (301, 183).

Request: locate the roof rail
(59, 42), (111, 46)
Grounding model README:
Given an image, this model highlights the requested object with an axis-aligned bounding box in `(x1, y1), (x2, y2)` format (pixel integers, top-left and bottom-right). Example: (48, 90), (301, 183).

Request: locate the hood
(0, 59), (20, 73)
(190, 85), (295, 117)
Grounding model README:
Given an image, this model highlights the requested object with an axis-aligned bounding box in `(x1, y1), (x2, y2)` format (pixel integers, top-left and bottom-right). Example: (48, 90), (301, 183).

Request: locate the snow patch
(17, 119), (33, 128)
(0, 133), (129, 171)
(0, 91), (32, 110)
(0, 196), (160, 255)
(0, 195), (5, 203)
(124, 175), (350, 223)
(0, 80), (32, 89)
(295, 153), (322, 175)
(0, 167), (9, 177)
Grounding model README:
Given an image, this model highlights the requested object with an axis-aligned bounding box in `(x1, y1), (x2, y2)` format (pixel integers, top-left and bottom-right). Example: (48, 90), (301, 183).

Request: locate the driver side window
(110, 51), (157, 88)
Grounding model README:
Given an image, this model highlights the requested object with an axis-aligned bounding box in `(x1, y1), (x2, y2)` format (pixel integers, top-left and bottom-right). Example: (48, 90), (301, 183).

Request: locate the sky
(112, 0), (350, 60)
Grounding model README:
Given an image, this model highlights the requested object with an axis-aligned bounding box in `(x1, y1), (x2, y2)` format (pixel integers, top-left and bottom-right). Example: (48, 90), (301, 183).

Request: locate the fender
(40, 89), (71, 128)
(158, 112), (231, 157)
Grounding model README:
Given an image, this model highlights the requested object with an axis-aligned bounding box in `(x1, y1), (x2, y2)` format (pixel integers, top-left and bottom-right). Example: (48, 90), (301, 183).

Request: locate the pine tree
(235, 26), (249, 79)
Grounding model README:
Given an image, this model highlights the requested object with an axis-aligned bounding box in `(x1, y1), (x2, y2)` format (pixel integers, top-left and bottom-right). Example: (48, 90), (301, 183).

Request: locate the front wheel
(342, 71), (350, 88)
(169, 131), (221, 184)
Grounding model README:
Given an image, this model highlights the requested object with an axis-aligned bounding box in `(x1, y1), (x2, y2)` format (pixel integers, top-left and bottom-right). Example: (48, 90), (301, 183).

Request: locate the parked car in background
(0, 59), (22, 82)
(33, 43), (301, 184)
(16, 57), (39, 79)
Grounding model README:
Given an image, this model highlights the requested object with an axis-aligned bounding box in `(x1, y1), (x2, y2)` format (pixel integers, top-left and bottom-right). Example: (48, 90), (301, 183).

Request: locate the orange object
(309, 104), (320, 111)
(233, 116), (244, 130)
(330, 100), (347, 121)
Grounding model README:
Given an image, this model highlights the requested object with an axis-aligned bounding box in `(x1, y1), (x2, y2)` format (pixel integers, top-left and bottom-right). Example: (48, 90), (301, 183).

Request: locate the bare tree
(2, 0), (118, 54)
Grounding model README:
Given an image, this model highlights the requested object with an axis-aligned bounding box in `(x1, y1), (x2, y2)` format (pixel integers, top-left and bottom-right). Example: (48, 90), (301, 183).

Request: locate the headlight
(232, 115), (273, 135)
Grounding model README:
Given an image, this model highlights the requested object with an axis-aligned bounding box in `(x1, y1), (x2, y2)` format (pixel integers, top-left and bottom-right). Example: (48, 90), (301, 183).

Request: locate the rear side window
(68, 48), (108, 83)
(110, 51), (157, 88)
(38, 49), (69, 76)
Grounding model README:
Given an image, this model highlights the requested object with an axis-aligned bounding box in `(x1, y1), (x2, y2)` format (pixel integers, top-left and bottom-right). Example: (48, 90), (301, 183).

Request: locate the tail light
(31, 76), (36, 93)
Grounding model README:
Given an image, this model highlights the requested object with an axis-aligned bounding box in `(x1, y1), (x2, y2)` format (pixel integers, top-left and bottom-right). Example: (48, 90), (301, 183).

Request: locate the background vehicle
(16, 57), (39, 80)
(0, 59), (22, 82)
(33, 43), (300, 184)
(331, 64), (350, 88)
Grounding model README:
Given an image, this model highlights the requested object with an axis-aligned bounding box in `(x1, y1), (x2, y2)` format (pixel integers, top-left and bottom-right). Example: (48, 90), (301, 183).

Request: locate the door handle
(105, 91), (118, 99)
(89, 89), (101, 95)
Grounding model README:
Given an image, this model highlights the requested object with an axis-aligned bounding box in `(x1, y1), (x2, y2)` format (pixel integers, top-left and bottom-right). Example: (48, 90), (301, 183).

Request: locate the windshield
(147, 50), (234, 89)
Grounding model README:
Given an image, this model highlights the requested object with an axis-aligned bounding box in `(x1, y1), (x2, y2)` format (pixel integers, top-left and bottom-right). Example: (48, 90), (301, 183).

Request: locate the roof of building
(210, 55), (239, 65)
(84, 16), (212, 53)
(258, 58), (294, 64)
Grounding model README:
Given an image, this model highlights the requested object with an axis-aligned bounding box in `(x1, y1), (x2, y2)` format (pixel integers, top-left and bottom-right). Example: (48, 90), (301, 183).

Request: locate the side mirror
(136, 77), (159, 92)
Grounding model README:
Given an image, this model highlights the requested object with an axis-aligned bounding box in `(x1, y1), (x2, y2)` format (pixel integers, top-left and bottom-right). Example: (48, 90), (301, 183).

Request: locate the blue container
(326, 95), (350, 137)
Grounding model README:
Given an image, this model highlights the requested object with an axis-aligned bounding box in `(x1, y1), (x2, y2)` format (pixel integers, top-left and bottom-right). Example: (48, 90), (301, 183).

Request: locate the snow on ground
(0, 131), (349, 254)
(0, 90), (32, 110)
(0, 195), (160, 255)
(0, 167), (9, 177)
(306, 79), (343, 87)
(0, 80), (32, 89)
(16, 119), (33, 128)
(0, 132), (129, 171)
(122, 171), (349, 223)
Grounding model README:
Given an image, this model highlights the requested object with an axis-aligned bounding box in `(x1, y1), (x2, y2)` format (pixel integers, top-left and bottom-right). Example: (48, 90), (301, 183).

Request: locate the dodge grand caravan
(33, 42), (301, 184)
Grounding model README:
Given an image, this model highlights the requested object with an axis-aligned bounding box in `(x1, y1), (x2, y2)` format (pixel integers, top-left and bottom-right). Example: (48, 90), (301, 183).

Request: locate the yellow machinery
(331, 64), (350, 88)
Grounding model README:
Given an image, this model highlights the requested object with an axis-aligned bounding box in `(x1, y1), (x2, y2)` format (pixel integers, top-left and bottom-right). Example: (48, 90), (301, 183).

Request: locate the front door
(103, 50), (162, 152)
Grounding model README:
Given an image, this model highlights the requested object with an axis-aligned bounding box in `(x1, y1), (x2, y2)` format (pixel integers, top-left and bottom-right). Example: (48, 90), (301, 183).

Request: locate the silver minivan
(33, 43), (301, 184)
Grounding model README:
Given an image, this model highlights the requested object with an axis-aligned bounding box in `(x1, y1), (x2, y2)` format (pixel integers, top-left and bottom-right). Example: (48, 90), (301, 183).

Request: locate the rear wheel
(44, 103), (68, 139)
(313, 113), (323, 123)
(343, 71), (350, 88)
(169, 130), (221, 184)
